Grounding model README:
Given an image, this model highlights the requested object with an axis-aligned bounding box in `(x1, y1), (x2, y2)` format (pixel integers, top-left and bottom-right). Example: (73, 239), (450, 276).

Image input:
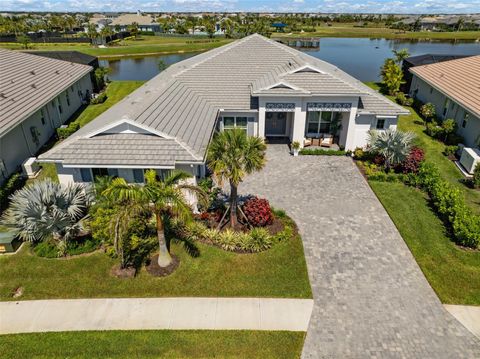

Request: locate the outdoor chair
(320, 135), (334, 148)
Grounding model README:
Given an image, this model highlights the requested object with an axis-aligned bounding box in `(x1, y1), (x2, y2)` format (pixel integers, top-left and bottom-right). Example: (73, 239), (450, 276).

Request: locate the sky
(2, 0), (480, 14)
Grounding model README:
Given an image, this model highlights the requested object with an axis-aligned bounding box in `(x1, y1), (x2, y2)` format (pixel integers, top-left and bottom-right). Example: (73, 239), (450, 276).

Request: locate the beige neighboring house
(0, 49), (93, 183)
(409, 55), (480, 148)
(110, 13), (161, 32)
(39, 34), (407, 191)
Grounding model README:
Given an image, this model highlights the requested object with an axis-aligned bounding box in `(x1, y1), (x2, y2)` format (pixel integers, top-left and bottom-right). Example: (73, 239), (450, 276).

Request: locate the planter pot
(292, 149), (300, 157)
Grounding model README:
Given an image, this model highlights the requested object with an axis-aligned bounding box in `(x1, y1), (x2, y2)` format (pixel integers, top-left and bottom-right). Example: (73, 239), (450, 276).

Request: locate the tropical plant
(420, 103), (436, 123)
(398, 146), (425, 173)
(441, 119), (456, 143)
(102, 169), (206, 267)
(86, 23), (98, 42)
(380, 58), (405, 95)
(2, 179), (90, 255)
(242, 196), (273, 227)
(367, 129), (415, 170)
(127, 22), (139, 38)
(207, 129), (266, 227)
(392, 48), (410, 64)
(94, 67), (110, 90)
(473, 163), (480, 189)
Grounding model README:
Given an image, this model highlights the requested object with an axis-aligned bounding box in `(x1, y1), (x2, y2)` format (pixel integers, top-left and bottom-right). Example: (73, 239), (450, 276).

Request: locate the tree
(381, 58), (405, 95)
(86, 23), (98, 43)
(207, 129), (266, 228)
(204, 20), (216, 38)
(16, 34), (31, 49)
(127, 22), (139, 38)
(420, 103), (436, 124)
(100, 26), (113, 44)
(392, 48), (410, 64)
(2, 179), (90, 255)
(102, 169), (205, 267)
(94, 66), (110, 90)
(442, 119), (456, 142)
(367, 129), (415, 170)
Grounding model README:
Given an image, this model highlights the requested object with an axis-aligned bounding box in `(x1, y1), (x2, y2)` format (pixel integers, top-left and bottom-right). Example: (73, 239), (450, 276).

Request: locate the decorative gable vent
(271, 83), (294, 90)
(291, 65), (324, 74)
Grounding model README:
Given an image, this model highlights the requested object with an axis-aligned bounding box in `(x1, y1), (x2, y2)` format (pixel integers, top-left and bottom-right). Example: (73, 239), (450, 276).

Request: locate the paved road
(241, 145), (480, 358)
(0, 298), (313, 334)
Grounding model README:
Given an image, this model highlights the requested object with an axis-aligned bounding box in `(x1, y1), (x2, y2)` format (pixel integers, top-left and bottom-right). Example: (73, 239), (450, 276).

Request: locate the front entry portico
(265, 112), (289, 137)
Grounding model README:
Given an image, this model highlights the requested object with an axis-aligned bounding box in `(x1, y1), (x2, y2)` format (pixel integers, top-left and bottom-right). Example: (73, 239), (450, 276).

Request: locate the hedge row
(299, 149), (346, 156)
(416, 163), (480, 248)
(0, 172), (26, 212)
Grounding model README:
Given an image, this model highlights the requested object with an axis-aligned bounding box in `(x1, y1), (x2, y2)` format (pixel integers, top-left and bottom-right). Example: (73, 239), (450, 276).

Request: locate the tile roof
(410, 55), (480, 117)
(0, 49), (93, 137)
(40, 34), (407, 167)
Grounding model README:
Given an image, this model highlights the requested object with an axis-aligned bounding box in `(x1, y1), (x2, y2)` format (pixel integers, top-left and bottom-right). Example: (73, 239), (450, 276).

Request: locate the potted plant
(291, 141), (300, 156)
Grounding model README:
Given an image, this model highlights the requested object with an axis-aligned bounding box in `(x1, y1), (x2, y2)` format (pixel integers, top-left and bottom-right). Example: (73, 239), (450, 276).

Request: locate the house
(402, 54), (471, 92)
(0, 49), (93, 183)
(409, 55), (480, 148)
(38, 34), (408, 188)
(110, 12), (161, 32)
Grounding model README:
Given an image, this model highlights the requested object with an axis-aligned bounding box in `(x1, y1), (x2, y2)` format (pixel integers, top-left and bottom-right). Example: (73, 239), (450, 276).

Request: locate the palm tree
(207, 129), (266, 228)
(392, 48), (410, 64)
(367, 129), (415, 170)
(2, 179), (90, 255)
(102, 169), (205, 267)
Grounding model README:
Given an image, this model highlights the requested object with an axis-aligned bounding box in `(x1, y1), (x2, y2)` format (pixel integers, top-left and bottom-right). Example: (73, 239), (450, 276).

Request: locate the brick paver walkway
(241, 145), (480, 358)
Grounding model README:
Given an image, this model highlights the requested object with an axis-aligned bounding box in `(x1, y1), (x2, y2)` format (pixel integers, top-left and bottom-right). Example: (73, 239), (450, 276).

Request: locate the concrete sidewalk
(445, 305), (480, 339)
(0, 297), (313, 334)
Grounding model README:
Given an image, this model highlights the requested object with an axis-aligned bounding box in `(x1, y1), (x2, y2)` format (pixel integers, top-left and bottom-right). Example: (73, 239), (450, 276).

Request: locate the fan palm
(2, 179), (89, 253)
(207, 129), (266, 227)
(368, 129), (415, 170)
(102, 169), (205, 267)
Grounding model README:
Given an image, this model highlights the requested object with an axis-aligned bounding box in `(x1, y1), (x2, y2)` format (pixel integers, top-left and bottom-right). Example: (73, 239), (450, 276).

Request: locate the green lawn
(0, 330), (305, 359)
(1, 36), (233, 58)
(370, 181), (480, 305)
(274, 24), (480, 40)
(28, 81), (144, 185)
(0, 229), (312, 300)
(365, 82), (480, 214)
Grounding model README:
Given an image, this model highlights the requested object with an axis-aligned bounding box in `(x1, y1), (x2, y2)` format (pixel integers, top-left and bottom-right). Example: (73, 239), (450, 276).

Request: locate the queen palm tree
(102, 169), (205, 267)
(367, 128), (415, 170)
(207, 129), (266, 228)
(2, 179), (90, 255)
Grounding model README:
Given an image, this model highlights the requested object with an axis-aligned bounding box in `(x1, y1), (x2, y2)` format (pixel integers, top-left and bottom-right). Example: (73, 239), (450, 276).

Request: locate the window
(56, 98), (63, 114)
(376, 118), (386, 129)
(222, 116), (248, 133)
(462, 112), (470, 128)
(443, 98), (450, 117)
(133, 169), (144, 183)
(306, 111), (340, 135)
(80, 168), (93, 182)
(40, 109), (46, 125)
(91, 168), (118, 178)
(66, 91), (70, 106)
(429, 87), (433, 94)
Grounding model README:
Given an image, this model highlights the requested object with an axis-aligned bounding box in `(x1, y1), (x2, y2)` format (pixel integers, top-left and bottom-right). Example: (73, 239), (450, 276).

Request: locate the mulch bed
(110, 265), (136, 279)
(146, 254), (180, 277)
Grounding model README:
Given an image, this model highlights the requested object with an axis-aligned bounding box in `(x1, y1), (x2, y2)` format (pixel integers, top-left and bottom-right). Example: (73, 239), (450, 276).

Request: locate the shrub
(362, 162), (378, 176)
(299, 149), (346, 156)
(420, 103), (436, 121)
(425, 122), (443, 139)
(248, 228), (273, 252)
(57, 122), (80, 140)
(0, 172), (26, 212)
(399, 146), (425, 174)
(441, 119), (456, 142)
(443, 145), (458, 157)
(90, 92), (107, 105)
(368, 172), (387, 181)
(242, 196), (273, 227)
(353, 147), (365, 160)
(395, 92), (413, 106)
(445, 133), (464, 146)
(473, 163), (480, 189)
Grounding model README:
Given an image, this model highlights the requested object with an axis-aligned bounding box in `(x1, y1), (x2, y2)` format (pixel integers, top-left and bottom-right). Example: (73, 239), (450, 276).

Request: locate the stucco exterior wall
(0, 73), (92, 183)
(410, 75), (480, 147)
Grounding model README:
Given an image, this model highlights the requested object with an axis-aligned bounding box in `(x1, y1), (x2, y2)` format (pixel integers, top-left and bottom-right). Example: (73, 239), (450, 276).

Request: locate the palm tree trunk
(229, 181), (238, 228)
(155, 211), (172, 267)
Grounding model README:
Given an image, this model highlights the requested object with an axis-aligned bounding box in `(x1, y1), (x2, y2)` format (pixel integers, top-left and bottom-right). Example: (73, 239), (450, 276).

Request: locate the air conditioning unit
(459, 147), (480, 175)
(22, 157), (40, 178)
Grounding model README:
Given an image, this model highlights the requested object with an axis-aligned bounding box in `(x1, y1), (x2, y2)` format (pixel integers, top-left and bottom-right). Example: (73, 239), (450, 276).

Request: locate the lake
(100, 37), (480, 82)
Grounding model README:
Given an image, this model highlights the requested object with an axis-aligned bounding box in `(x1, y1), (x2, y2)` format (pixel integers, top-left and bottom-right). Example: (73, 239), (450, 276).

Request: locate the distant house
(110, 13), (161, 32)
(402, 54), (470, 92)
(0, 50), (93, 183)
(409, 56), (480, 148)
(39, 34), (407, 190)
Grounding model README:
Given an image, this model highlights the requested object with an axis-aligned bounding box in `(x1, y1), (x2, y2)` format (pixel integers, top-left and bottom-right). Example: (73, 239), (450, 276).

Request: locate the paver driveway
(241, 145), (480, 358)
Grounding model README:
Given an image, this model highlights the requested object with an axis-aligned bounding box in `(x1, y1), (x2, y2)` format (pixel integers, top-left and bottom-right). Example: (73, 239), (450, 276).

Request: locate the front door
(265, 112), (287, 136)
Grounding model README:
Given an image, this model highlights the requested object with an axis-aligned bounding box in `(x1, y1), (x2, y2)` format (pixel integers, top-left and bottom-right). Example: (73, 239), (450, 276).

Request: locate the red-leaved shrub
(399, 146), (425, 173)
(242, 197), (273, 227)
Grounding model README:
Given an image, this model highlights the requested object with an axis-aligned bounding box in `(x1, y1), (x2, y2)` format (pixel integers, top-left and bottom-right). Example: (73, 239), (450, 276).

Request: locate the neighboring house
(39, 34), (407, 188)
(0, 49), (93, 183)
(409, 55), (480, 148)
(402, 54), (470, 92)
(110, 13), (161, 32)
(26, 51), (100, 91)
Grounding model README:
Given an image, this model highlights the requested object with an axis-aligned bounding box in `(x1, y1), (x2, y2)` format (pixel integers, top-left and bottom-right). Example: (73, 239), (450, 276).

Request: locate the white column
(344, 104), (358, 151)
(292, 105), (306, 147)
(258, 107), (266, 138)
